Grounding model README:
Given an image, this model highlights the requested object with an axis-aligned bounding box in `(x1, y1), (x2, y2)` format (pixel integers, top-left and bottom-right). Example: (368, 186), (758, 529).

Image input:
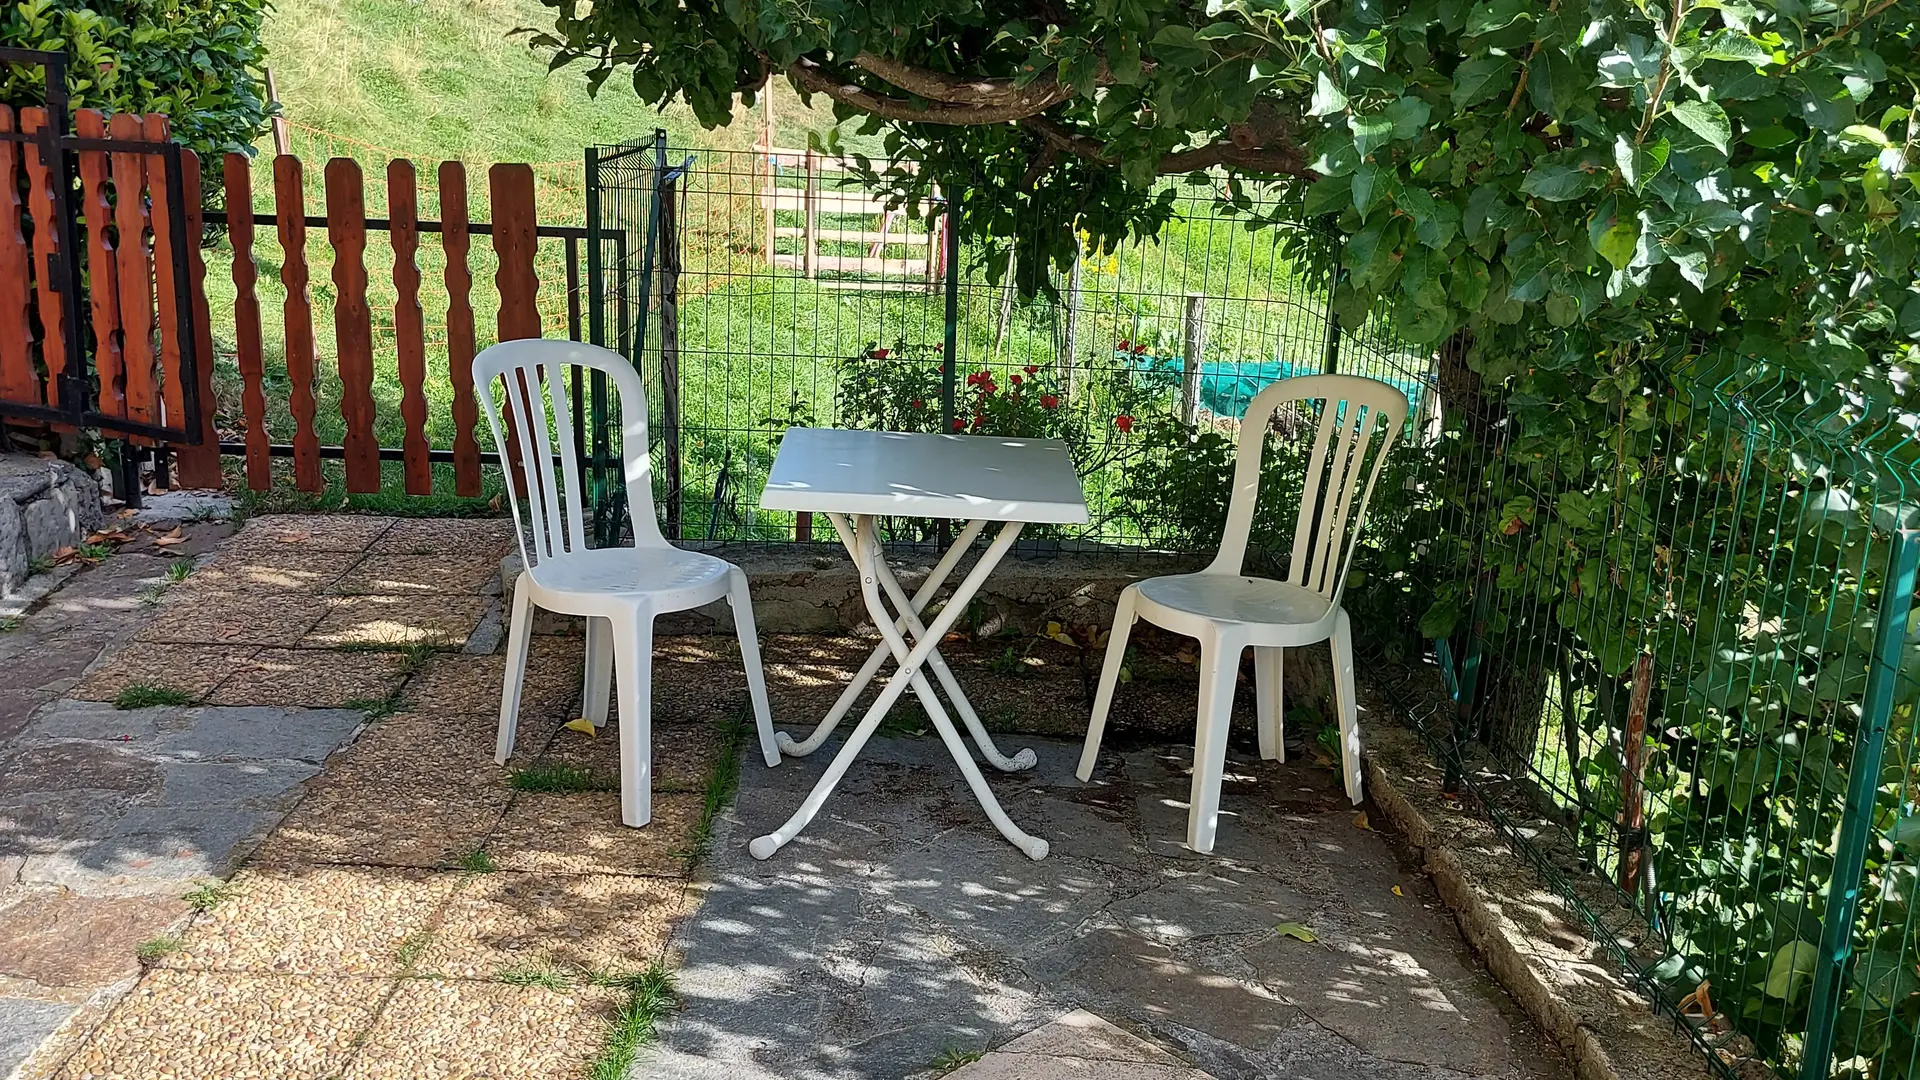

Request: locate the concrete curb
(1361, 724), (1738, 1080)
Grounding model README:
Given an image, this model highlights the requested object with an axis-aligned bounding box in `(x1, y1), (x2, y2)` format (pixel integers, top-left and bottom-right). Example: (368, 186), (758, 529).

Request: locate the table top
(760, 428), (1091, 524)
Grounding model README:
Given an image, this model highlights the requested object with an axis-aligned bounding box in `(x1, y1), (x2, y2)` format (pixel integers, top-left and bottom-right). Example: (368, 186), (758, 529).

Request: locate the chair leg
(1076, 585), (1139, 782)
(1187, 633), (1242, 854)
(495, 585), (535, 765)
(1254, 647), (1285, 762)
(582, 617), (613, 728)
(1331, 609), (1362, 804)
(728, 567), (780, 767)
(610, 612), (655, 828)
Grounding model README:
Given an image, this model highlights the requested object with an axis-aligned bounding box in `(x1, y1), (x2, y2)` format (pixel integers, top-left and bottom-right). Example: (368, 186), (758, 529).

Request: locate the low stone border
(1361, 722), (1749, 1080)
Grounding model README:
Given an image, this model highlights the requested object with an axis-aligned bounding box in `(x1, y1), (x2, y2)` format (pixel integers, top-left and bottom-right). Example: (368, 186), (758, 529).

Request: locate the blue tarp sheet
(1129, 354), (1425, 419)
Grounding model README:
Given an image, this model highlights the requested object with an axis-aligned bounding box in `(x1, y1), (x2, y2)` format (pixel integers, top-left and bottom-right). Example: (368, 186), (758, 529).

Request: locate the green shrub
(0, 0), (271, 168)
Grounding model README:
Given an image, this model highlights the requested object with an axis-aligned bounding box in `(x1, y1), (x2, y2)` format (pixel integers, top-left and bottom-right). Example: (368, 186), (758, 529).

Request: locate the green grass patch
(166, 560), (195, 582)
(114, 684), (197, 710)
(182, 880), (234, 912)
(136, 935), (182, 963)
(588, 964), (677, 1080)
(510, 763), (616, 793)
(930, 1047), (985, 1073)
(395, 931), (434, 970)
(343, 689), (408, 721)
(497, 961), (573, 991)
(679, 716), (748, 867)
(453, 847), (496, 873)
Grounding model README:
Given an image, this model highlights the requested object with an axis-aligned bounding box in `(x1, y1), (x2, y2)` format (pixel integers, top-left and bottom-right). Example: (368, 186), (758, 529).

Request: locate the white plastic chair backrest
(1206, 374), (1410, 607)
(473, 338), (665, 572)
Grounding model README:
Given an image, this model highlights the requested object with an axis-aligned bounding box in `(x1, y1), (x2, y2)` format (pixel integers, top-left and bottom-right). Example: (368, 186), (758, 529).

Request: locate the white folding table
(754, 428), (1090, 861)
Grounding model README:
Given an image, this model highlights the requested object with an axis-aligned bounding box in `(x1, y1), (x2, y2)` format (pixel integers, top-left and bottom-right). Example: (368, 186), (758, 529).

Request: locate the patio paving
(0, 511), (1576, 1080)
(645, 731), (1571, 1080)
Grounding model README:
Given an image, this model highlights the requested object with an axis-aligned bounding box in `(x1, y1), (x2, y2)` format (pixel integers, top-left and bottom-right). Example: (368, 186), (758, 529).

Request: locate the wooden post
(992, 239), (1016, 359)
(1617, 653), (1655, 894)
(1180, 293), (1206, 426)
(802, 147), (818, 279)
(265, 68), (290, 157)
(1059, 237), (1081, 396)
(761, 81), (776, 268)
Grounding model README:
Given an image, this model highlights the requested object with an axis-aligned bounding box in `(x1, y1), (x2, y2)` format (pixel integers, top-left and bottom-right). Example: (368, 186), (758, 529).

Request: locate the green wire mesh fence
(1393, 349), (1920, 1080)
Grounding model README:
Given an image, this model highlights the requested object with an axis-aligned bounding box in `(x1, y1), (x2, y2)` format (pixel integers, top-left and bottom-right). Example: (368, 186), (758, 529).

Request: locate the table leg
(775, 518), (988, 758)
(751, 515), (1049, 862)
(864, 535), (1037, 772)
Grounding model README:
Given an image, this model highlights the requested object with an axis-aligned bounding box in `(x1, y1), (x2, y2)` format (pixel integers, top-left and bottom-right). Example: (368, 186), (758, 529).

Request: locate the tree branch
(1022, 115), (1313, 178)
(1784, 0), (1900, 70)
(850, 53), (1084, 111)
(786, 58), (1077, 124)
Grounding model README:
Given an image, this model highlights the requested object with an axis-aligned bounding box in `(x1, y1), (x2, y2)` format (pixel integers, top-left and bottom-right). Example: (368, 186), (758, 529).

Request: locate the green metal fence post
(1801, 528), (1920, 1080)
(941, 186), (960, 432)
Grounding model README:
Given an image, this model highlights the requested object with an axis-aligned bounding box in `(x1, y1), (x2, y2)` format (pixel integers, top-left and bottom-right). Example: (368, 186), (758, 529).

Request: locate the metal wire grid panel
(1402, 355), (1920, 1080)
(625, 143), (1435, 548)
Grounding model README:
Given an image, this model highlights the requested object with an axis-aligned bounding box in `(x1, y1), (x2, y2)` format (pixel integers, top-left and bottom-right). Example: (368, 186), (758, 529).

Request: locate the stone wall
(0, 456), (101, 597)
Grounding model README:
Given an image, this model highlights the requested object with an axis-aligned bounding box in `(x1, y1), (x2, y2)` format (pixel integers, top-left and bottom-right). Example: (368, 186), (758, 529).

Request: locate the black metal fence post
(940, 187), (960, 433)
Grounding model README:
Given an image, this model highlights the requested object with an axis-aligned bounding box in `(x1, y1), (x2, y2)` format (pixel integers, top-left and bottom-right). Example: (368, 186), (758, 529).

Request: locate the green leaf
(1150, 25), (1210, 67)
(1614, 134), (1670, 191)
(1464, 0), (1529, 36)
(1385, 95), (1432, 139)
(1589, 200), (1641, 271)
(1351, 111), (1394, 157)
(1309, 72), (1349, 117)
(1520, 163), (1596, 201)
(1671, 100), (1733, 156)
(1764, 941), (1819, 1000)
(1450, 54), (1515, 110)
(1274, 921), (1318, 942)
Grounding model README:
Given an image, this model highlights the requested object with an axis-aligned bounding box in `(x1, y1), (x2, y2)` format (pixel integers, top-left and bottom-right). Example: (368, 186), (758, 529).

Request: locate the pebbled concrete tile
(301, 594), (494, 650)
(205, 648), (409, 709)
(331, 552), (502, 596)
(161, 866), (460, 977)
(337, 979), (615, 1080)
(66, 644), (258, 704)
(418, 870), (689, 980)
(135, 592), (332, 648)
(231, 514), (395, 552)
(52, 970), (382, 1080)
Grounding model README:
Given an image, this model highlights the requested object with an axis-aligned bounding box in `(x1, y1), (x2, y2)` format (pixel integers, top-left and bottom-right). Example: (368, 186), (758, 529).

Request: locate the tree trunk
(1435, 329), (1552, 773)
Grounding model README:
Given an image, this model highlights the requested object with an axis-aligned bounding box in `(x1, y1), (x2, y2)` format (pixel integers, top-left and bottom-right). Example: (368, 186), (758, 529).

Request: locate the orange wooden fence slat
(73, 109), (123, 422)
(21, 109), (70, 417)
(175, 150), (221, 489)
(388, 160), (431, 495)
(225, 153), (270, 490)
(490, 164), (539, 495)
(441, 161), (482, 498)
(275, 155), (322, 492)
(144, 115), (187, 447)
(325, 158), (379, 493)
(0, 106), (39, 407)
(107, 112), (157, 437)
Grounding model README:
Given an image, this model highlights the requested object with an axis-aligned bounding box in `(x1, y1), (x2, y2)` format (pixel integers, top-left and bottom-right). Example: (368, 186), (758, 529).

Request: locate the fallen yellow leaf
(1391, 885), (1404, 897)
(1274, 922), (1317, 943)
(1352, 811), (1373, 830)
(563, 718), (597, 736)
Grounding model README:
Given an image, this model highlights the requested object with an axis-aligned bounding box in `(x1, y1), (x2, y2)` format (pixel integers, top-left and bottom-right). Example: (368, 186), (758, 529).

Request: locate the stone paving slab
(650, 735), (1572, 1080)
(0, 998), (74, 1079)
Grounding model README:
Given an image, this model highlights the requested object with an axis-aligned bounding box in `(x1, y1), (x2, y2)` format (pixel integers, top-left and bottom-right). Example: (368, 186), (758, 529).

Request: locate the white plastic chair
(1077, 374), (1409, 853)
(476, 339), (779, 828)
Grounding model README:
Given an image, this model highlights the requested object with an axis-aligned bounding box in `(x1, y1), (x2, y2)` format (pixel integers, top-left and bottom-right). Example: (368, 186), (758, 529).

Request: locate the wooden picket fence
(0, 106), (221, 486)
(213, 150), (583, 497)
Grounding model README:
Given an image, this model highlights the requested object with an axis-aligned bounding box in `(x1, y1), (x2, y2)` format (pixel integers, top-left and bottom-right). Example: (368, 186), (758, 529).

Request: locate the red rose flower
(1114, 414), (1134, 433)
(1041, 394), (1060, 409)
(871, 348), (890, 359)
(911, 399), (924, 410)
(1132, 344), (1147, 355)
(952, 418), (967, 431)
(1010, 374), (1023, 385)
(1024, 365), (1039, 375)
(1118, 339), (1131, 351)
(971, 414), (985, 431)
(934, 343), (944, 352)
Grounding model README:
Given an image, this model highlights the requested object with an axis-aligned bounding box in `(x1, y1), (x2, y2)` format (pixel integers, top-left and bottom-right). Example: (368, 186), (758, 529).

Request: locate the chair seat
(523, 545), (732, 611)
(1135, 573), (1336, 641)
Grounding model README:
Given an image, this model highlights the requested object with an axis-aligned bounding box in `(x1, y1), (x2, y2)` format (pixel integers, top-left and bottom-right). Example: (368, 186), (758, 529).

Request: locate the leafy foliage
(0, 0), (272, 164)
